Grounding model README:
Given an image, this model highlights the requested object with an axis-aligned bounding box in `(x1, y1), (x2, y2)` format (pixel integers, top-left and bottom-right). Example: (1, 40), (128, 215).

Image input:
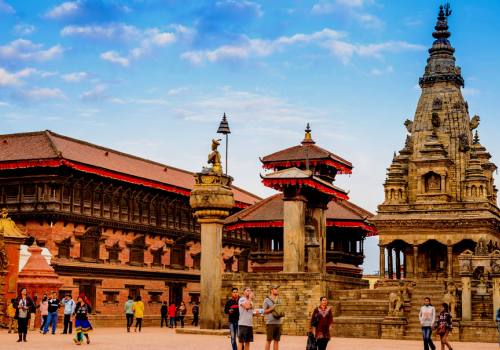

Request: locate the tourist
(177, 301), (187, 328)
(437, 303), (453, 350)
(225, 287), (240, 350)
(73, 295), (92, 345)
(39, 294), (48, 333)
(263, 285), (283, 350)
(160, 301), (168, 328)
(7, 298), (17, 334)
(168, 302), (177, 328)
(124, 295), (134, 332)
(191, 301), (199, 327)
(62, 293), (76, 334)
(133, 295), (144, 332)
(43, 291), (60, 335)
(496, 306), (500, 346)
(419, 297), (436, 350)
(15, 287), (35, 342)
(310, 296), (333, 350)
(238, 287), (257, 350)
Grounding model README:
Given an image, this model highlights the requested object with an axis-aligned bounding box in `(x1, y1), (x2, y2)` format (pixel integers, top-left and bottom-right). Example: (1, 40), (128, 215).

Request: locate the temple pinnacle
(302, 123), (315, 144)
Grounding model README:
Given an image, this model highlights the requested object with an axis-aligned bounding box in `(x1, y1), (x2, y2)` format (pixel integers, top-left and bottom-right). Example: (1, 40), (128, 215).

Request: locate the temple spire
(302, 123), (315, 145)
(419, 3), (464, 88)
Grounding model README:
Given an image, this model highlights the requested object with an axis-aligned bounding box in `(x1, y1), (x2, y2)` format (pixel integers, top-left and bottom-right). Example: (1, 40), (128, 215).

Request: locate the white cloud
(336, 0), (367, 7)
(0, 0), (14, 14)
(100, 51), (129, 67)
(23, 87), (65, 100)
(62, 71), (88, 82)
(311, 1), (335, 15)
(216, 0), (263, 18)
(61, 23), (140, 41)
(181, 28), (344, 64)
(13, 23), (36, 36)
(167, 86), (190, 96)
(80, 84), (107, 101)
(355, 13), (384, 29)
(181, 28), (422, 65)
(0, 39), (63, 62)
(0, 67), (20, 86)
(45, 1), (81, 19)
(311, 0), (382, 29)
(370, 65), (394, 76)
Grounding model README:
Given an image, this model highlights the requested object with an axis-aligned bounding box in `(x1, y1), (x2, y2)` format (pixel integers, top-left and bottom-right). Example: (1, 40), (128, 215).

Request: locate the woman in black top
(436, 303), (453, 350)
(15, 287), (35, 343)
(73, 295), (93, 345)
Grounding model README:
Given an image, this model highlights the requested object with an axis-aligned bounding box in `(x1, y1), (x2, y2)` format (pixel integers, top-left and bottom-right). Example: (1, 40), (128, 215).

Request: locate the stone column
(379, 244), (386, 279)
(395, 248), (401, 280)
(387, 247), (393, 279)
(461, 275), (472, 321)
(309, 205), (327, 272)
(413, 245), (418, 278)
(447, 245), (453, 278)
(190, 172), (234, 329)
(492, 276), (500, 322)
(403, 251), (407, 279)
(283, 196), (306, 272)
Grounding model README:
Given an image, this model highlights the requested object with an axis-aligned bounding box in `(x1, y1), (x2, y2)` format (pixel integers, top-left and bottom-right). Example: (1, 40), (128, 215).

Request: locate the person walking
(310, 296), (333, 350)
(15, 287), (35, 343)
(62, 294), (76, 334)
(124, 295), (134, 332)
(191, 302), (199, 327)
(419, 297), (436, 350)
(437, 303), (453, 350)
(43, 291), (60, 335)
(160, 301), (168, 328)
(238, 287), (257, 350)
(225, 288), (240, 350)
(168, 302), (177, 328)
(39, 294), (48, 333)
(263, 285), (283, 350)
(73, 295), (92, 345)
(7, 298), (17, 334)
(133, 295), (144, 332)
(177, 301), (187, 328)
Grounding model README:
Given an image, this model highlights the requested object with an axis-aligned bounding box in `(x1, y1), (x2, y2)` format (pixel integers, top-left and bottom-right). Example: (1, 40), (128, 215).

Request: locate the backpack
(266, 297), (285, 319)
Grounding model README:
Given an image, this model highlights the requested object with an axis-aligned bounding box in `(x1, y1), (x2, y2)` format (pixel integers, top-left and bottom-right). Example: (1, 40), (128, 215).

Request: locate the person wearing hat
(263, 285), (283, 350)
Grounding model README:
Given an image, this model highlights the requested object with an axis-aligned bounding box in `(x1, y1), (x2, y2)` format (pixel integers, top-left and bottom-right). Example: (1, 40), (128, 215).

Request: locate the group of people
(6, 287), (93, 345)
(419, 297), (454, 350)
(224, 285), (334, 350)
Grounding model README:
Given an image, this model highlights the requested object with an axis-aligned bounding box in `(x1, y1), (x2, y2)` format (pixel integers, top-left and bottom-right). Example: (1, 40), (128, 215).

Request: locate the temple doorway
(420, 240), (447, 277)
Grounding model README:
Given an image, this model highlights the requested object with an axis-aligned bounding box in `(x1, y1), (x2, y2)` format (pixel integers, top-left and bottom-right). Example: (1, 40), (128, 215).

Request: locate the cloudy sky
(1, 0), (499, 273)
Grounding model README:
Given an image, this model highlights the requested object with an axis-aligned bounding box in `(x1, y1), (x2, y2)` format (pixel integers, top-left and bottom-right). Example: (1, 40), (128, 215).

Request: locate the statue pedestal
(381, 316), (407, 339)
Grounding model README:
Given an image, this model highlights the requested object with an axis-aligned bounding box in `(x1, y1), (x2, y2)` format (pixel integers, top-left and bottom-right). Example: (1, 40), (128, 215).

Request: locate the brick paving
(0, 327), (496, 350)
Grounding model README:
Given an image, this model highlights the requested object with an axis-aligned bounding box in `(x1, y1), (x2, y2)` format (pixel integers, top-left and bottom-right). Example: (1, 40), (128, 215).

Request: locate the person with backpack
(263, 285), (283, 350)
(437, 303), (453, 350)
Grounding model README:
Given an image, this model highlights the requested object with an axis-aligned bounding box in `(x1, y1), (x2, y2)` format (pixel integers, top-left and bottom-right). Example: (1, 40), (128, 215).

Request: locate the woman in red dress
(310, 297), (333, 350)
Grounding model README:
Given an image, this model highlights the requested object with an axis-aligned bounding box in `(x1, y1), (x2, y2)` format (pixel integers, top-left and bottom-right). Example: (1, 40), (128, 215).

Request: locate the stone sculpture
(388, 290), (404, 317)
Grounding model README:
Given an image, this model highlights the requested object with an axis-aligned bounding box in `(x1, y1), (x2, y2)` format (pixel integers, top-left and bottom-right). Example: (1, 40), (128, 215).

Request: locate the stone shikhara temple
(333, 4), (500, 342)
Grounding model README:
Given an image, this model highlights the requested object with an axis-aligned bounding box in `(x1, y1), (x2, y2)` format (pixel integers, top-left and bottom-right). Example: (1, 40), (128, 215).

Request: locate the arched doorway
(419, 240), (447, 277)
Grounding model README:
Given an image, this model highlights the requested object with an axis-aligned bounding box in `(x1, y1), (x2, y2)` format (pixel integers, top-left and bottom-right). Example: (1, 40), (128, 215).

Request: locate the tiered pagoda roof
(224, 193), (376, 236)
(0, 130), (260, 208)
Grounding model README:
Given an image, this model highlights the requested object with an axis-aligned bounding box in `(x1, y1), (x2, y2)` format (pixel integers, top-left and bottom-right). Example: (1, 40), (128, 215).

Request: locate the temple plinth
(190, 143), (234, 329)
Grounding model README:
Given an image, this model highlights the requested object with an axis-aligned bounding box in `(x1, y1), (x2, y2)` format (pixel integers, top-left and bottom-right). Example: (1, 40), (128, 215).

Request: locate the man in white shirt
(238, 287), (257, 350)
(419, 297), (436, 350)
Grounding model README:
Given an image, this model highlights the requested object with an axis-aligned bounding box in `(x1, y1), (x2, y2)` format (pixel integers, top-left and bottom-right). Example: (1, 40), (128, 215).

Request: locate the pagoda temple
(331, 5), (500, 342)
(222, 125), (375, 335)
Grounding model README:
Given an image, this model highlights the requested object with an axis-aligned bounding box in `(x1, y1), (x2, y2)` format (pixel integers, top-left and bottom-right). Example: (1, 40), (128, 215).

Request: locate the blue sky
(1, 0), (499, 273)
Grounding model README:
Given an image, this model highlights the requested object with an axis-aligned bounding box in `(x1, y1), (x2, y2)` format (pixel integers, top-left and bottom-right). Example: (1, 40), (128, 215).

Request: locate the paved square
(0, 327), (496, 350)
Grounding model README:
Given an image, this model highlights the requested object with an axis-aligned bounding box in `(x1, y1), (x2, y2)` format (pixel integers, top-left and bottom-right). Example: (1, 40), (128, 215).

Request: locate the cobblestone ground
(0, 327), (497, 350)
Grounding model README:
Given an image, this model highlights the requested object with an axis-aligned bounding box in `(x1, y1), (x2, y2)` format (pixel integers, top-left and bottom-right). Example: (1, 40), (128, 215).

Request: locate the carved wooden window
(23, 184), (36, 201)
(108, 243), (121, 263)
(170, 244), (185, 268)
(103, 291), (119, 304)
(73, 185), (82, 212)
(49, 184), (60, 201)
(93, 191), (102, 214)
(103, 193), (111, 218)
(148, 291), (162, 304)
(80, 227), (100, 262)
(192, 253), (201, 270)
(152, 248), (163, 267)
(112, 196), (120, 220)
(126, 285), (142, 300)
(129, 236), (145, 266)
(4, 185), (19, 202)
(120, 196), (129, 221)
(58, 238), (71, 259)
(83, 189), (92, 215)
(424, 172), (441, 193)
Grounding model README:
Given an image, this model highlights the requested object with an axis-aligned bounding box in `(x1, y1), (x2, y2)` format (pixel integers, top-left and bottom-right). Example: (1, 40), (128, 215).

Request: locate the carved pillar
(379, 244), (386, 279)
(309, 205), (327, 272)
(493, 276), (500, 323)
(387, 247), (393, 279)
(395, 248), (401, 280)
(403, 250), (407, 279)
(413, 245), (418, 278)
(447, 245), (453, 278)
(461, 275), (472, 321)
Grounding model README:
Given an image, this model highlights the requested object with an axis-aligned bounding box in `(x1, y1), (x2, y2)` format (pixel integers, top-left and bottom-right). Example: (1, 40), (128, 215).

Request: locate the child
(7, 298), (17, 333)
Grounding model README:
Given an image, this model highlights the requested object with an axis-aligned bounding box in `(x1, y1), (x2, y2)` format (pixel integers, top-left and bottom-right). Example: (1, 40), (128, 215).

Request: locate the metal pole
(225, 133), (228, 175)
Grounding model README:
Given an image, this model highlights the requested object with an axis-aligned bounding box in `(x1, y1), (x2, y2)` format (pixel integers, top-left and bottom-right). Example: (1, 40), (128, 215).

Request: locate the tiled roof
(0, 131), (260, 206)
(225, 193), (374, 225)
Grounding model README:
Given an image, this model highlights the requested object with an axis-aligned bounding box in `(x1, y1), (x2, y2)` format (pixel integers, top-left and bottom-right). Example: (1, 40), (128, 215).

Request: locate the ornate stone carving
(432, 97), (443, 110)
(475, 238), (488, 256)
(207, 139), (223, 175)
(458, 133), (470, 152)
(404, 119), (413, 134)
(470, 115), (480, 130)
(443, 280), (457, 317)
(490, 250), (500, 273)
(388, 290), (404, 317)
(459, 249), (473, 273)
(431, 113), (441, 128)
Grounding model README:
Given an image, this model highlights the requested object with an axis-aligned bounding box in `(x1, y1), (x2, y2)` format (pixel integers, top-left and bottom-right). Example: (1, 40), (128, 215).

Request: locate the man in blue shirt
(62, 294), (75, 334)
(43, 291), (61, 335)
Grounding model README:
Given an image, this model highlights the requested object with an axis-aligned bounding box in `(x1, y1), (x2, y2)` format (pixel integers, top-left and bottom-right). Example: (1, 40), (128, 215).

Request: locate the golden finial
(302, 123), (315, 145)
